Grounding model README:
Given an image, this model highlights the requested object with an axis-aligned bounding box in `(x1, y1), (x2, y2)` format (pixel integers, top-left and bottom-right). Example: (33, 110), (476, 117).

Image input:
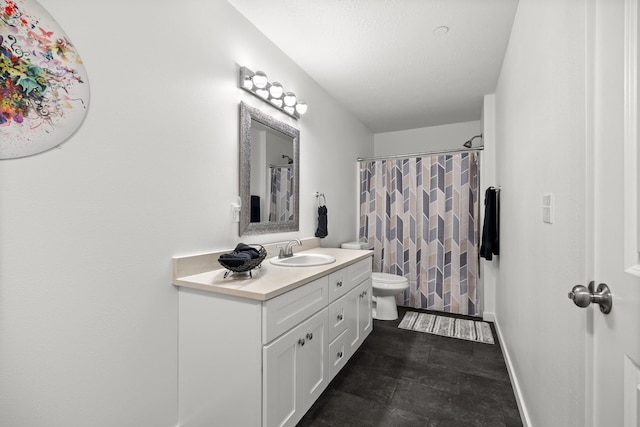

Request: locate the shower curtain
(359, 153), (479, 315)
(269, 166), (295, 222)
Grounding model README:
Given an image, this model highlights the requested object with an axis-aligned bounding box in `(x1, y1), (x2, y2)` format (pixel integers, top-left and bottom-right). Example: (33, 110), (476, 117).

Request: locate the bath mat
(398, 312), (494, 344)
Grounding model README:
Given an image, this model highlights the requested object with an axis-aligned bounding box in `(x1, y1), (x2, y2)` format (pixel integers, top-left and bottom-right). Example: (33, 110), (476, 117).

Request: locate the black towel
(218, 243), (261, 268)
(315, 205), (328, 238)
(234, 243), (261, 259)
(250, 195), (260, 223)
(480, 187), (500, 260)
(218, 253), (249, 267)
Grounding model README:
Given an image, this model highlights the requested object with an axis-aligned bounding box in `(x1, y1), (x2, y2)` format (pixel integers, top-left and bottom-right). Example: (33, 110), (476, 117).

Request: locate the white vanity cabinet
(262, 258), (372, 427)
(174, 249), (372, 427)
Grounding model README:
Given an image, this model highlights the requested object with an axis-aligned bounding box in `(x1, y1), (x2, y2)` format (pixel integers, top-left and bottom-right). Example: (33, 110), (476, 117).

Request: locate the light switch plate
(543, 194), (553, 224)
(231, 203), (240, 223)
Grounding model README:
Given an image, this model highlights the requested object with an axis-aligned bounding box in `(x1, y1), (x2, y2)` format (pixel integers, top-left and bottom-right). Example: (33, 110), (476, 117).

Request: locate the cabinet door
(263, 309), (329, 427)
(357, 278), (373, 343)
(344, 279), (373, 357)
(300, 309), (330, 411)
(263, 322), (303, 427)
(344, 285), (360, 355)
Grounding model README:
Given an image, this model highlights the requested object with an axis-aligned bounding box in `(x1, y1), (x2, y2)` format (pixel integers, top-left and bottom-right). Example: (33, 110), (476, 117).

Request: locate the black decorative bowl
(218, 244), (267, 278)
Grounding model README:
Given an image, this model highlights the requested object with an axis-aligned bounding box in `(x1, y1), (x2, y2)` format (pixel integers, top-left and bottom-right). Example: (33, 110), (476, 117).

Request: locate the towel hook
(315, 192), (326, 207)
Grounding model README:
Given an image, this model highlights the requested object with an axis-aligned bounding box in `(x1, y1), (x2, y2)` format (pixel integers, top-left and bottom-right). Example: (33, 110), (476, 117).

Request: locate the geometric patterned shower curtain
(359, 153), (480, 315)
(269, 166), (295, 222)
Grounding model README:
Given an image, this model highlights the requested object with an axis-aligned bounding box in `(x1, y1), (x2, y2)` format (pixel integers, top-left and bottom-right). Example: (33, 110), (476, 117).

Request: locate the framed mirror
(239, 102), (300, 235)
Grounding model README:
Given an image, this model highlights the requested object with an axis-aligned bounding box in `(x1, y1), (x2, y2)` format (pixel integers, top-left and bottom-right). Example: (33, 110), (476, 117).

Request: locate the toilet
(340, 241), (409, 321)
(371, 272), (409, 320)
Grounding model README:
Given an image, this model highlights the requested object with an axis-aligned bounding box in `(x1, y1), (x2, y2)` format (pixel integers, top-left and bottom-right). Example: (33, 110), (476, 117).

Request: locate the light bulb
(283, 91), (297, 107)
(269, 82), (283, 99)
(252, 71), (268, 89)
(271, 98), (283, 108)
(295, 100), (308, 115)
(242, 76), (254, 90)
(256, 89), (269, 99)
(284, 106), (295, 115)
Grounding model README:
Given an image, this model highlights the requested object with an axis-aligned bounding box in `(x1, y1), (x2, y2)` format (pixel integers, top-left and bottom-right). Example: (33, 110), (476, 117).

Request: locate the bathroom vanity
(172, 245), (373, 427)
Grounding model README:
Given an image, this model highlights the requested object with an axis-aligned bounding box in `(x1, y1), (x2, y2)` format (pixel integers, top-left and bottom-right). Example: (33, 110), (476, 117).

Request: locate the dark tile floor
(298, 307), (523, 427)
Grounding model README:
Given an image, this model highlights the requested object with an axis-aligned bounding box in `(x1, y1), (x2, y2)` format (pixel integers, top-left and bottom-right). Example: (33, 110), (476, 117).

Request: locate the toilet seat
(372, 272), (409, 284)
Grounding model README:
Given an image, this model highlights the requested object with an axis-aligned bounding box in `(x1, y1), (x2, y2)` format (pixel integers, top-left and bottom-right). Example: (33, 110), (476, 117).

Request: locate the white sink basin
(269, 253), (336, 267)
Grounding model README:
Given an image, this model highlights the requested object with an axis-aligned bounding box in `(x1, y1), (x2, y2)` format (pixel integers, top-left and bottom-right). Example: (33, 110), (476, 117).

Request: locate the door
(582, 0), (640, 425)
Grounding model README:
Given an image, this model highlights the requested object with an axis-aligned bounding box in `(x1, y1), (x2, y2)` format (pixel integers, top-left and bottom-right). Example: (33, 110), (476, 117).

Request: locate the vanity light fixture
(269, 82), (284, 99)
(239, 66), (308, 119)
(252, 70), (268, 89)
(296, 100), (308, 115)
(283, 91), (297, 107)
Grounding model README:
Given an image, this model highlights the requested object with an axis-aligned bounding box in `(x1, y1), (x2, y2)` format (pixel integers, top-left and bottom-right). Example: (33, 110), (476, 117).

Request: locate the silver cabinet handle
(298, 338), (305, 346)
(336, 281), (343, 288)
(337, 351), (343, 358)
(306, 332), (313, 340)
(337, 314), (343, 321)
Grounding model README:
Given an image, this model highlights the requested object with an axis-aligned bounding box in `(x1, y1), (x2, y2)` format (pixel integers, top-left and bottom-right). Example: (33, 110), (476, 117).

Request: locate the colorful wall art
(1, 0), (89, 159)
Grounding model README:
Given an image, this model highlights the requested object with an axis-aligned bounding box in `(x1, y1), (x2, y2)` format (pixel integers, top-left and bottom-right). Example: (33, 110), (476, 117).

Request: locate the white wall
(0, 1), (373, 425)
(374, 120), (482, 156)
(480, 94), (498, 321)
(493, 0), (587, 426)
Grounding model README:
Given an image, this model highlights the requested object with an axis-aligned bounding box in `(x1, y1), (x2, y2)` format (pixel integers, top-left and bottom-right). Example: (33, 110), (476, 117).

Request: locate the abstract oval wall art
(0, 0), (89, 159)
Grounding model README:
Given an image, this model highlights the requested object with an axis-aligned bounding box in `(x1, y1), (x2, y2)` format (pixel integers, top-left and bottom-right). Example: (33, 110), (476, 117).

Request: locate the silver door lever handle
(568, 281), (612, 314)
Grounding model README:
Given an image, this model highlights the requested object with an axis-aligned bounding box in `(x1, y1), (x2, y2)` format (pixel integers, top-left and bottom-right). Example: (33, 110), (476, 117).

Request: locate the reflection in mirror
(240, 102), (299, 235)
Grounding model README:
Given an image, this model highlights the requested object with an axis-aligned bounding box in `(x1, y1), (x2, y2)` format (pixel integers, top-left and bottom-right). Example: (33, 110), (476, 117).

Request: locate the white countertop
(172, 246), (373, 301)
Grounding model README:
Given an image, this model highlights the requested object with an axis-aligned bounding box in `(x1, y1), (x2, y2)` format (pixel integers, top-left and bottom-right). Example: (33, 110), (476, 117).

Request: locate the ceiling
(228, 0), (519, 133)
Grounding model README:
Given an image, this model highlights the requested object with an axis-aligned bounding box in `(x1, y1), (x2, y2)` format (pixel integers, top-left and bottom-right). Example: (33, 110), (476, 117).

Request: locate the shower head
(463, 134), (483, 148)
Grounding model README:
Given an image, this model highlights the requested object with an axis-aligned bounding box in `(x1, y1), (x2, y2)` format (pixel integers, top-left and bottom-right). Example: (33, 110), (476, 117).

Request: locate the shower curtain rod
(357, 146), (484, 162)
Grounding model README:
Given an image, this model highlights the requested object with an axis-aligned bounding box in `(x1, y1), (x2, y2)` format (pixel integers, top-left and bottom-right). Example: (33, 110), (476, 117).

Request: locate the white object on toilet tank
(341, 241), (368, 249)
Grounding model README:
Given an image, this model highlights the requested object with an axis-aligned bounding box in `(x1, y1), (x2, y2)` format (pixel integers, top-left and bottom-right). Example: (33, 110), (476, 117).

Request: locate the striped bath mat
(398, 312), (495, 344)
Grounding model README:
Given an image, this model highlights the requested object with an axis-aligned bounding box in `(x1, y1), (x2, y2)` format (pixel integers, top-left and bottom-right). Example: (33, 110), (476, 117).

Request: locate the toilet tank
(341, 241), (368, 250)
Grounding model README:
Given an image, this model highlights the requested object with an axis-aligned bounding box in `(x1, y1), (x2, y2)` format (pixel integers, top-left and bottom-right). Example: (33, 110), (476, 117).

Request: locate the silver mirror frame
(239, 102), (300, 235)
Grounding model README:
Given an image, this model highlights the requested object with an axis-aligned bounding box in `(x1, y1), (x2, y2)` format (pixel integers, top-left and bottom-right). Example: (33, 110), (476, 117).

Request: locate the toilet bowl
(372, 272), (409, 320)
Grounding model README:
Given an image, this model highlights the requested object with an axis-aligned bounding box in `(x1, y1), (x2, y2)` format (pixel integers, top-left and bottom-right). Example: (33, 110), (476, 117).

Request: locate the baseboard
(493, 314), (532, 427)
(482, 311), (495, 322)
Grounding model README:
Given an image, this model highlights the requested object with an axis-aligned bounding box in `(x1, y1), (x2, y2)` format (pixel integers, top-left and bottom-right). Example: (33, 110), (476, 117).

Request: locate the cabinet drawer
(327, 295), (348, 342)
(329, 330), (349, 379)
(328, 268), (348, 303)
(263, 276), (329, 344)
(328, 258), (372, 303)
(349, 257), (372, 287)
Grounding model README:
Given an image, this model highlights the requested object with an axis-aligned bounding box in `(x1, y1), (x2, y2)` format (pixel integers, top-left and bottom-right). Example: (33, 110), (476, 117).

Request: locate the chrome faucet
(278, 239), (302, 258)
